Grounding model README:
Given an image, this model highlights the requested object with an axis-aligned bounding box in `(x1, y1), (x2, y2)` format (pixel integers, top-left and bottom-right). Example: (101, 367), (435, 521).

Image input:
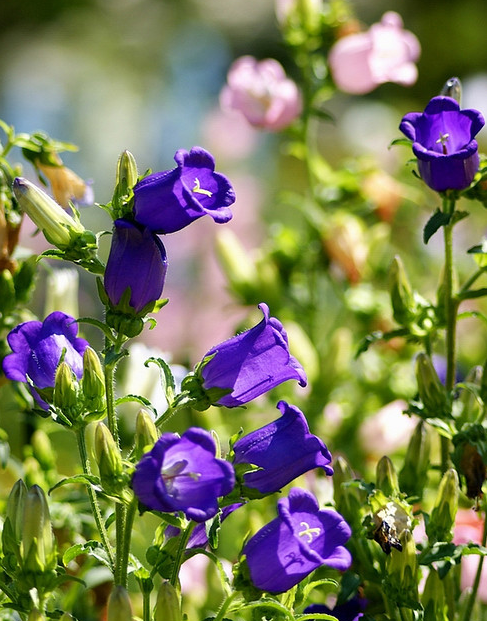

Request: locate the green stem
(442, 200), (457, 473)
(214, 592), (239, 621)
(169, 521), (196, 587)
(461, 504), (487, 621)
(142, 588), (151, 621)
(460, 267), (486, 294)
(116, 499), (137, 588)
(75, 427), (115, 572)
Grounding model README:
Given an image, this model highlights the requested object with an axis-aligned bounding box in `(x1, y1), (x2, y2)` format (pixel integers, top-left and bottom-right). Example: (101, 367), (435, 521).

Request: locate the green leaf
(63, 540), (113, 569)
(389, 137), (413, 148)
(49, 474), (101, 494)
(115, 394), (158, 418)
(457, 287), (487, 301)
(423, 209), (451, 244)
(145, 356), (176, 400)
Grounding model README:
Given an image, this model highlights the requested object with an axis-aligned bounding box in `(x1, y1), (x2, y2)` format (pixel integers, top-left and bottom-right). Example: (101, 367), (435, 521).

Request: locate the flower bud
(5, 479), (27, 544)
(398, 420), (431, 499)
(116, 150), (138, 191)
(333, 456), (365, 529)
(53, 360), (81, 422)
(27, 609), (46, 621)
(31, 429), (56, 471)
(457, 365), (483, 427)
(154, 580), (182, 621)
(44, 268), (79, 318)
(82, 347), (106, 420)
(389, 255), (415, 326)
(440, 76), (462, 104)
(134, 408), (158, 459)
(215, 228), (258, 303)
(384, 529), (418, 606)
(107, 585), (133, 621)
(426, 468), (459, 543)
(422, 568), (448, 621)
(0, 269), (16, 315)
(13, 177), (85, 248)
(376, 456), (399, 497)
(415, 353), (448, 417)
(95, 423), (130, 501)
(21, 484), (56, 572)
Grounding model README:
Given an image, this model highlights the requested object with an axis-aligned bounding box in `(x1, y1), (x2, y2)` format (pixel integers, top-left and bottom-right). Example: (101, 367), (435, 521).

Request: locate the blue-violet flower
(133, 146), (235, 234)
(132, 427), (235, 522)
(399, 96), (485, 192)
(243, 487), (352, 593)
(2, 311), (89, 409)
(104, 218), (167, 314)
(200, 303), (307, 407)
(233, 400), (333, 493)
(304, 598), (366, 621)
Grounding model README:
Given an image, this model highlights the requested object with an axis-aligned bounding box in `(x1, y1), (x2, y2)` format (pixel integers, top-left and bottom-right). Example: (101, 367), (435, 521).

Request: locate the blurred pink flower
(358, 399), (417, 457)
(220, 56), (302, 131)
(453, 509), (487, 602)
(328, 12), (420, 95)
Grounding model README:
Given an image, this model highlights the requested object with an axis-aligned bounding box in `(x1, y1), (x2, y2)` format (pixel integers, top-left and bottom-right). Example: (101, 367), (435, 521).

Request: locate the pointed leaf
(423, 209), (451, 244)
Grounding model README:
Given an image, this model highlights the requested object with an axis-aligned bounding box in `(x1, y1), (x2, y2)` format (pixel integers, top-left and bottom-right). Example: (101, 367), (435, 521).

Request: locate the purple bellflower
(2, 311), (89, 409)
(133, 147), (235, 234)
(104, 218), (167, 314)
(233, 400), (333, 493)
(399, 96), (485, 192)
(132, 427), (235, 522)
(200, 303), (307, 407)
(304, 597), (366, 621)
(243, 487), (352, 593)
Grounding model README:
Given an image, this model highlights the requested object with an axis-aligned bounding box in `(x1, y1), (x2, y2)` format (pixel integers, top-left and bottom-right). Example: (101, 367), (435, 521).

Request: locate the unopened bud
(95, 423), (130, 501)
(215, 228), (258, 303)
(135, 408), (158, 458)
(399, 421), (431, 499)
(31, 429), (56, 471)
(44, 268), (79, 318)
(28, 609), (46, 621)
(384, 529), (418, 605)
(154, 580), (182, 621)
(116, 150), (138, 190)
(416, 353), (448, 417)
(422, 568), (448, 621)
(332, 456), (365, 528)
(426, 468), (459, 543)
(13, 177), (85, 248)
(5, 479), (27, 543)
(389, 256), (415, 326)
(0, 269), (16, 315)
(440, 76), (462, 104)
(457, 365), (483, 427)
(376, 456), (399, 497)
(21, 484), (56, 571)
(107, 585), (133, 621)
(53, 361), (81, 421)
(82, 347), (106, 419)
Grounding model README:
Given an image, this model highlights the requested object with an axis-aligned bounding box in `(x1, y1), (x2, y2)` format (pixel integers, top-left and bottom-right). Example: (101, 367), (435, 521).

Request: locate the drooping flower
(220, 56), (302, 131)
(304, 597), (366, 621)
(36, 153), (92, 208)
(133, 147), (235, 234)
(233, 400), (333, 493)
(243, 487), (352, 593)
(328, 12), (420, 95)
(132, 427), (235, 522)
(2, 311), (89, 409)
(104, 218), (167, 314)
(399, 96), (485, 192)
(199, 303), (307, 408)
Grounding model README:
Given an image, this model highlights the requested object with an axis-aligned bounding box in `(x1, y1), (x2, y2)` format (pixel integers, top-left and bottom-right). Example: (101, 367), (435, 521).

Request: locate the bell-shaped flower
(220, 56), (302, 131)
(233, 400), (333, 493)
(399, 96), (485, 192)
(133, 147), (235, 234)
(132, 427), (235, 522)
(198, 303), (307, 407)
(2, 311), (89, 409)
(243, 487), (352, 593)
(329, 12), (420, 95)
(104, 218), (167, 314)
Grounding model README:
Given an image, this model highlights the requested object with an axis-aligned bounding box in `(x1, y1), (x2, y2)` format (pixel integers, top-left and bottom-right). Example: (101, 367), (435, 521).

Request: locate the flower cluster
(103, 146), (236, 327)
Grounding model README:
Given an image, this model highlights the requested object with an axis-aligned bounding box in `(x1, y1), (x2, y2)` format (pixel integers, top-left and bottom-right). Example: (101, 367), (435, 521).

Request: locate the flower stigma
(298, 521), (321, 543)
(436, 132), (450, 154)
(161, 460), (200, 493)
(192, 178), (213, 197)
